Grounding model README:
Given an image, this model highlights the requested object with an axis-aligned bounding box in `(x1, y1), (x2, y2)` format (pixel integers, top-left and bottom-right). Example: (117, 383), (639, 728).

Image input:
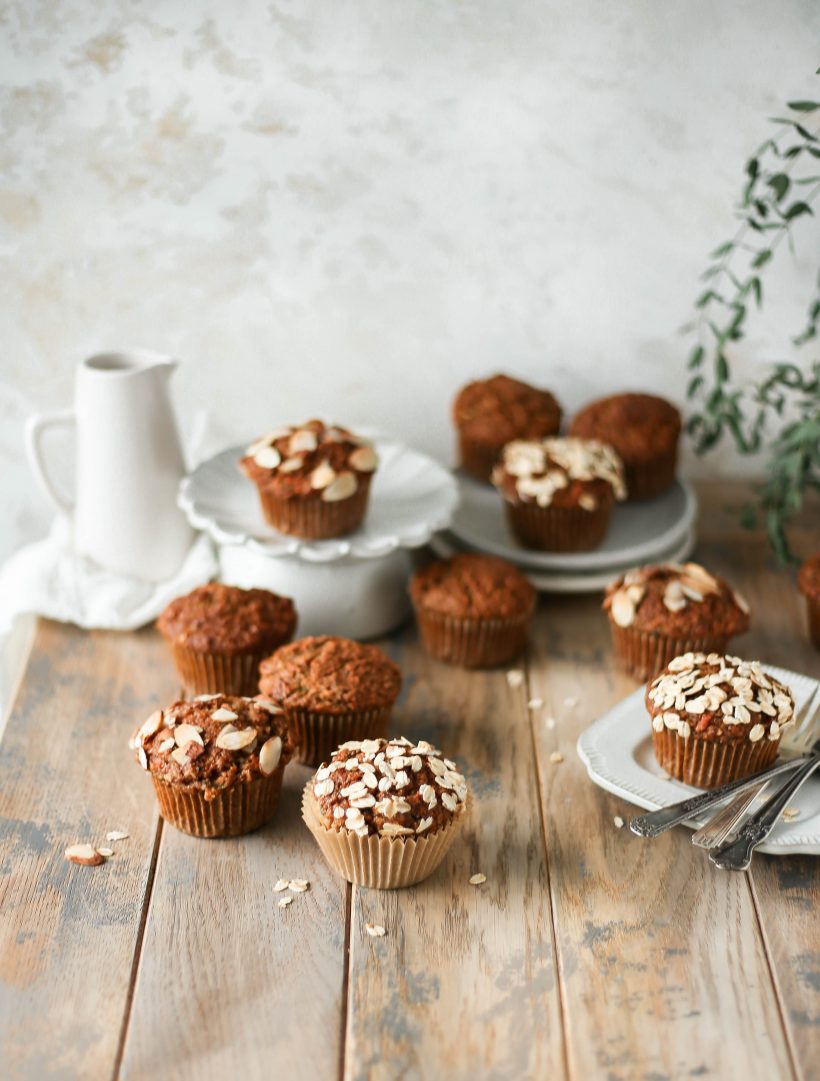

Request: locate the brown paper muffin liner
(285, 705), (393, 767)
(504, 498), (613, 552)
(413, 603), (534, 668)
(805, 597), (820, 650)
(302, 785), (470, 888)
(623, 446), (678, 502)
(151, 766), (286, 838)
(609, 624), (731, 683)
(652, 727), (779, 789)
(167, 643), (270, 697)
(255, 476), (372, 539)
(457, 433), (501, 484)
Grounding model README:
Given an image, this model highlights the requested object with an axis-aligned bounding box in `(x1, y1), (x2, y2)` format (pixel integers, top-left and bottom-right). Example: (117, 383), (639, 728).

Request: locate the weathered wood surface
(0, 483), (818, 1081)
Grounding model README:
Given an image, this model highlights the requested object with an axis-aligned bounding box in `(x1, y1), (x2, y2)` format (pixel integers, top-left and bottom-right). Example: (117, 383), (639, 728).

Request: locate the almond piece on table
(65, 844), (105, 867)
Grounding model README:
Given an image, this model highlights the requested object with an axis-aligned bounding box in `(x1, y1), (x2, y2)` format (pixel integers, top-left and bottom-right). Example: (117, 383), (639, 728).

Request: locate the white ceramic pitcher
(25, 350), (195, 582)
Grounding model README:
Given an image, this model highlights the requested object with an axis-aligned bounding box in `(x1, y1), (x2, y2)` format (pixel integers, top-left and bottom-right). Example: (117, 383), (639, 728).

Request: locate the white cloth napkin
(0, 516), (218, 632)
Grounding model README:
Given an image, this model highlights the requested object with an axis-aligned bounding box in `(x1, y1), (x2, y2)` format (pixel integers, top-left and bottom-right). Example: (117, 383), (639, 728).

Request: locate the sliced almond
(65, 844), (105, 867)
(321, 471), (358, 502)
(733, 590), (750, 615)
(255, 699), (283, 714)
(211, 707), (238, 723)
(158, 737), (175, 753)
(349, 445), (378, 473)
(138, 747), (148, 770)
(578, 493), (597, 512)
(610, 589), (636, 628)
(216, 727), (257, 751)
(254, 446), (281, 469)
(309, 462), (336, 490)
(171, 747), (191, 767)
(174, 724), (204, 748)
(259, 736), (283, 775)
(278, 457), (302, 473)
(137, 710), (164, 744)
(288, 429), (318, 454)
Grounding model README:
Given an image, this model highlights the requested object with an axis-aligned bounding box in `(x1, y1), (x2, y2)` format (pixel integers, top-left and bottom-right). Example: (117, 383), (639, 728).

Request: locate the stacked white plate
(432, 472), (697, 593)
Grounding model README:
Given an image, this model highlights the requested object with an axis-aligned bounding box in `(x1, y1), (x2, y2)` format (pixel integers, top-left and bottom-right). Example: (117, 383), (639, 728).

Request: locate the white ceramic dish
(577, 666), (820, 855)
(431, 527), (696, 594)
(449, 473), (697, 573)
(180, 439), (458, 563)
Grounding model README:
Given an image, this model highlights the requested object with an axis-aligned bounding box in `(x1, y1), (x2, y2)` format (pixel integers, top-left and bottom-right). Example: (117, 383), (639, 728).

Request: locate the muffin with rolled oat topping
(157, 583), (297, 697)
(603, 562), (750, 681)
(302, 736), (469, 888)
(131, 693), (293, 837)
(492, 436), (626, 551)
(259, 635), (402, 766)
(645, 652), (794, 788)
(239, 419), (378, 539)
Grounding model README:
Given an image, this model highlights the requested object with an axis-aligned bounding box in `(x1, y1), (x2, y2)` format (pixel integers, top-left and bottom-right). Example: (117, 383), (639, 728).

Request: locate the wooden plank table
(1, 483), (818, 1081)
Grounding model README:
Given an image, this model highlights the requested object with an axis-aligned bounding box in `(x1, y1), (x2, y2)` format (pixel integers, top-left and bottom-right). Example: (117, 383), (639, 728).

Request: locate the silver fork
(690, 684), (820, 849)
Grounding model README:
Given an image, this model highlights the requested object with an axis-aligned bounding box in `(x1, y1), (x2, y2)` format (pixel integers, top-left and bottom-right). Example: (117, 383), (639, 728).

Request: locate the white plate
(450, 473), (697, 572)
(577, 666), (820, 855)
(180, 439), (459, 563)
(431, 527), (696, 594)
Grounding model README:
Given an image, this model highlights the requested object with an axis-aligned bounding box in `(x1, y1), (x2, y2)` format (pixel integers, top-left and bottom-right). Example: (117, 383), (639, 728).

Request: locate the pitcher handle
(25, 410), (76, 516)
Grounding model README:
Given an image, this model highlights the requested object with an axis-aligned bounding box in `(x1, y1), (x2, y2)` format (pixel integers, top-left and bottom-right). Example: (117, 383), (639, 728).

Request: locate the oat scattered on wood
(549, 751), (564, 764)
(782, 807), (800, 822)
(469, 873), (487, 885)
(273, 879), (289, 892)
(527, 697), (544, 710)
(366, 923), (386, 937)
(278, 896), (293, 909)
(106, 830), (129, 842)
(506, 670), (524, 689)
(613, 816), (624, 829)
(289, 879), (310, 892)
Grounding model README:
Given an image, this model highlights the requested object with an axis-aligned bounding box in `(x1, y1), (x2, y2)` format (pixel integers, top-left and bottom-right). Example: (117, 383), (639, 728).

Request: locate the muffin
(410, 553), (536, 668)
(239, 419), (378, 538)
(603, 562), (750, 681)
(797, 552), (820, 650)
(258, 636), (402, 766)
(302, 736), (469, 888)
(492, 437), (626, 551)
(157, 583), (297, 696)
(131, 694), (293, 837)
(646, 652), (794, 788)
(452, 374), (562, 482)
(570, 393), (681, 500)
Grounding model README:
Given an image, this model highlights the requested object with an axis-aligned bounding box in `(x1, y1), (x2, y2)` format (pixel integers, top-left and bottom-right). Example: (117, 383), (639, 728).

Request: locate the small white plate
(450, 473), (697, 572)
(179, 439), (459, 563)
(577, 667), (820, 855)
(431, 527), (695, 594)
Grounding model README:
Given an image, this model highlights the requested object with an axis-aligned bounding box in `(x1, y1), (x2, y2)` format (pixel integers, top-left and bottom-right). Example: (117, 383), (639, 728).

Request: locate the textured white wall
(1, 0), (819, 561)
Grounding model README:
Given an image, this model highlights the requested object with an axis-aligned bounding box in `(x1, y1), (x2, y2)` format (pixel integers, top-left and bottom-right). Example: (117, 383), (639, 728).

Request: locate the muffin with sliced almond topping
(157, 583), (297, 697)
(131, 693), (293, 837)
(492, 436), (626, 551)
(239, 419), (377, 539)
(645, 652), (794, 788)
(603, 562), (750, 681)
(302, 736), (469, 887)
(259, 635), (402, 766)
(797, 552), (820, 650)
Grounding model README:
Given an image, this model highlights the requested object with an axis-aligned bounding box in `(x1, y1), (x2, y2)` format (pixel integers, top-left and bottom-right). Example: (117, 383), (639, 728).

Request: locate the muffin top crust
(645, 653), (794, 744)
(570, 393), (681, 464)
(239, 419), (378, 502)
(259, 635), (402, 714)
(492, 437), (626, 510)
(157, 583), (297, 655)
(131, 694), (293, 799)
(604, 562), (749, 639)
(311, 736), (468, 838)
(797, 552), (820, 602)
(452, 374), (562, 447)
(410, 553), (536, 620)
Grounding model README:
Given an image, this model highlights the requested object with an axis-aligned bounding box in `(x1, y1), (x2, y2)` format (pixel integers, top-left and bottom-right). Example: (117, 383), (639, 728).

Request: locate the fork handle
(690, 781), (768, 850)
(629, 758), (802, 838)
(709, 754), (820, 871)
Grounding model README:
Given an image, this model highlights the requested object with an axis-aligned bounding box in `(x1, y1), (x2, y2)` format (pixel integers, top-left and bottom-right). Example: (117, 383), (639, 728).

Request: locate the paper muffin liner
(254, 476), (372, 539)
(412, 603), (534, 668)
(151, 765), (286, 838)
(623, 446), (678, 502)
(302, 785), (470, 888)
(805, 597), (820, 650)
(651, 727), (779, 789)
(609, 624), (731, 682)
(167, 643), (271, 697)
(285, 705), (393, 767)
(504, 498), (613, 552)
(457, 433), (502, 484)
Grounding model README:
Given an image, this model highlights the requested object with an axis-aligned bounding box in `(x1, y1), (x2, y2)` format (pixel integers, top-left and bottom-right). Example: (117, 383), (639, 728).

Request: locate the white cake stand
(179, 438), (458, 638)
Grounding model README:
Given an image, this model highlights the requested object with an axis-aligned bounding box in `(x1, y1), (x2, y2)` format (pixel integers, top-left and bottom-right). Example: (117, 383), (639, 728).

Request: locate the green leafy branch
(685, 90), (820, 562)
